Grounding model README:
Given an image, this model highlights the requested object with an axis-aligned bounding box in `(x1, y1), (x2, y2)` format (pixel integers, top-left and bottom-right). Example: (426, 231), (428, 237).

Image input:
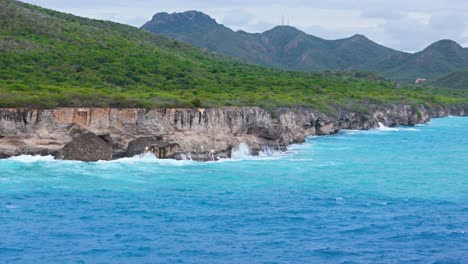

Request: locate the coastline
(0, 105), (466, 161)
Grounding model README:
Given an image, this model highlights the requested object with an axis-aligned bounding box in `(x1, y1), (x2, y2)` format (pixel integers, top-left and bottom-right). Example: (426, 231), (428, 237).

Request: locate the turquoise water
(1, 117), (467, 263)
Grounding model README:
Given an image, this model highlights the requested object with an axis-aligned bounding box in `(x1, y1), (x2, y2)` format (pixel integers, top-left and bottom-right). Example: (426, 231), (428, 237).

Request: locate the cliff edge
(0, 105), (465, 161)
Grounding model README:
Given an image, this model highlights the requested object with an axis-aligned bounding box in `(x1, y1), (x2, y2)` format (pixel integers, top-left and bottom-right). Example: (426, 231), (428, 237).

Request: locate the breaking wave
(377, 122), (400, 131)
(6, 155), (56, 163)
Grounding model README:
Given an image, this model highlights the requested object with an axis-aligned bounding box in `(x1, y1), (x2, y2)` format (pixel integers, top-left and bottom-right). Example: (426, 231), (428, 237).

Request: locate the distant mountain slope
(142, 11), (468, 82)
(142, 11), (407, 71)
(429, 69), (468, 89)
(383, 40), (468, 82)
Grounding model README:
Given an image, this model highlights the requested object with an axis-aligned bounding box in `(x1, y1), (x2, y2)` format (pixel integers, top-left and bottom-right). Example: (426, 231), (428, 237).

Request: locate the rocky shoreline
(0, 105), (466, 161)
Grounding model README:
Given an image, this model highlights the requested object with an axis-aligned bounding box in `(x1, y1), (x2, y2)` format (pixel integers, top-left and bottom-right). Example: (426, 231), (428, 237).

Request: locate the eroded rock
(126, 136), (162, 157)
(315, 118), (339, 135)
(147, 143), (180, 159)
(0, 105), (465, 161)
(56, 132), (112, 161)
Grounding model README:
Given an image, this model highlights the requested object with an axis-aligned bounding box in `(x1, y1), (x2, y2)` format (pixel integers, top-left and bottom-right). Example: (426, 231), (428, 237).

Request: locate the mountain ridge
(142, 11), (468, 82)
(0, 0), (467, 111)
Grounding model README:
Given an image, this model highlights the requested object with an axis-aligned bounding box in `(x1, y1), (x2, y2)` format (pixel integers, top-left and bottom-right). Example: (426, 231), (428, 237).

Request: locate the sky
(22, 0), (468, 52)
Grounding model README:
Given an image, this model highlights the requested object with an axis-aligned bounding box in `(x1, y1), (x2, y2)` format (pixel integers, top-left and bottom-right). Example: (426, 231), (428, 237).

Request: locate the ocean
(1, 117), (467, 263)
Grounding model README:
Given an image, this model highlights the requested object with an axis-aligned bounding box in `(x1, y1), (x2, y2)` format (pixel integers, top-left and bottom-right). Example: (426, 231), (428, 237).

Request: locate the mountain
(429, 69), (468, 89)
(0, 0), (466, 110)
(383, 40), (468, 82)
(142, 11), (468, 82)
(142, 12), (406, 71)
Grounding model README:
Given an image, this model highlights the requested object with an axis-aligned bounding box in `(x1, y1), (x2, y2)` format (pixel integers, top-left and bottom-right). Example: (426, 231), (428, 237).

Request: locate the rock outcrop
(126, 136), (162, 157)
(55, 133), (113, 161)
(147, 143), (180, 159)
(0, 105), (465, 161)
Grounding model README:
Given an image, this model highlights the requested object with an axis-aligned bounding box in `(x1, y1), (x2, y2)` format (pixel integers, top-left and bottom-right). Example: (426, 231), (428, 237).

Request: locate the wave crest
(6, 155), (56, 163)
(377, 122), (400, 131)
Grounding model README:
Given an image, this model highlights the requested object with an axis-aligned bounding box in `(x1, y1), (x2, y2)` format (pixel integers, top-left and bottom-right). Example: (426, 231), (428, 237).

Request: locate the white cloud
(219, 9), (254, 27)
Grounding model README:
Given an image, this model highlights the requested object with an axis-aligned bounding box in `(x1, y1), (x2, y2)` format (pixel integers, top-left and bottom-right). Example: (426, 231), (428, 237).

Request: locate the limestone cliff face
(0, 105), (465, 160)
(431, 105), (466, 117)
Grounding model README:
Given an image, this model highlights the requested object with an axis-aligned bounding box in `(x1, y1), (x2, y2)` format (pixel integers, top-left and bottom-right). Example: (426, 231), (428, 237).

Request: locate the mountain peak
(150, 10), (214, 22)
(423, 39), (463, 52)
(263, 25), (308, 39)
(177, 10), (214, 21)
(268, 25), (304, 33)
(336, 34), (372, 44)
(140, 10), (468, 82)
(143, 10), (221, 33)
(350, 34), (368, 41)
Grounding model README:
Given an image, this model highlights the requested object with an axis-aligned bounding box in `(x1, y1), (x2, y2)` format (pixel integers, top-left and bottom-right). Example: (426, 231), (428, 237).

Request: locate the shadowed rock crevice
(126, 136), (164, 157)
(147, 143), (180, 159)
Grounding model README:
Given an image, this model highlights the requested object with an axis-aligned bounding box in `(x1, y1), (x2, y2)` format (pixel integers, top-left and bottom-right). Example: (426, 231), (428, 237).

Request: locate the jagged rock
(148, 143), (180, 159)
(315, 118), (338, 135)
(56, 132), (112, 161)
(182, 147), (233, 161)
(0, 105), (465, 160)
(126, 136), (162, 157)
(246, 123), (280, 140)
(126, 136), (180, 159)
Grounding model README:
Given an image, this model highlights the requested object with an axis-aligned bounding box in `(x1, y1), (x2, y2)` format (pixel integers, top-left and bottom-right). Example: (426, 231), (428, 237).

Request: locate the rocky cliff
(0, 105), (465, 161)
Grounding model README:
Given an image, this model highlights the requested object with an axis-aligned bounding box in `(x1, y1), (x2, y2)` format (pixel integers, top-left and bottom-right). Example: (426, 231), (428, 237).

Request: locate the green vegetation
(428, 69), (468, 90)
(143, 11), (468, 83)
(0, 0), (467, 112)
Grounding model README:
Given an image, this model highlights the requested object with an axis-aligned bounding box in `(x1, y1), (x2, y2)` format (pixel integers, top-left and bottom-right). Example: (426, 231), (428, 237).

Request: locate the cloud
(368, 11), (468, 51)
(220, 9), (254, 28)
(360, 10), (404, 21)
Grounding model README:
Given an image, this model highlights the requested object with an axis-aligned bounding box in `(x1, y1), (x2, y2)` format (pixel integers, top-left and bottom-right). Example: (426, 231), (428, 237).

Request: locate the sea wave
(2, 143), (290, 166)
(402, 128), (420, 131)
(377, 122), (400, 131)
(6, 155), (56, 163)
(0, 122), (422, 166)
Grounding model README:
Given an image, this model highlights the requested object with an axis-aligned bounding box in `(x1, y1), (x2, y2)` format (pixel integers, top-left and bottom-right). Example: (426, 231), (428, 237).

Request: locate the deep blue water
(1, 117), (467, 263)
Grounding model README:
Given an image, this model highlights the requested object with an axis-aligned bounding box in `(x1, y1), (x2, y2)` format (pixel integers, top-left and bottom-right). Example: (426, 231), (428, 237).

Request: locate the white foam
(288, 158), (314, 161)
(402, 128), (420, 131)
(259, 145), (291, 158)
(3, 144), (291, 166)
(231, 142), (252, 160)
(180, 153), (189, 160)
(6, 155), (56, 163)
(377, 122), (400, 131)
(226, 142), (290, 161)
(98, 152), (156, 163)
(340, 129), (360, 135)
(101, 152), (195, 166)
(259, 145), (276, 156)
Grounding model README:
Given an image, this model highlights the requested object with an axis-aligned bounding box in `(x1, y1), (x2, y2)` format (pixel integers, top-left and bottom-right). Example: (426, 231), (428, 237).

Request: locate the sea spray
(6, 155), (56, 163)
(377, 122), (400, 131)
(231, 142), (252, 160)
